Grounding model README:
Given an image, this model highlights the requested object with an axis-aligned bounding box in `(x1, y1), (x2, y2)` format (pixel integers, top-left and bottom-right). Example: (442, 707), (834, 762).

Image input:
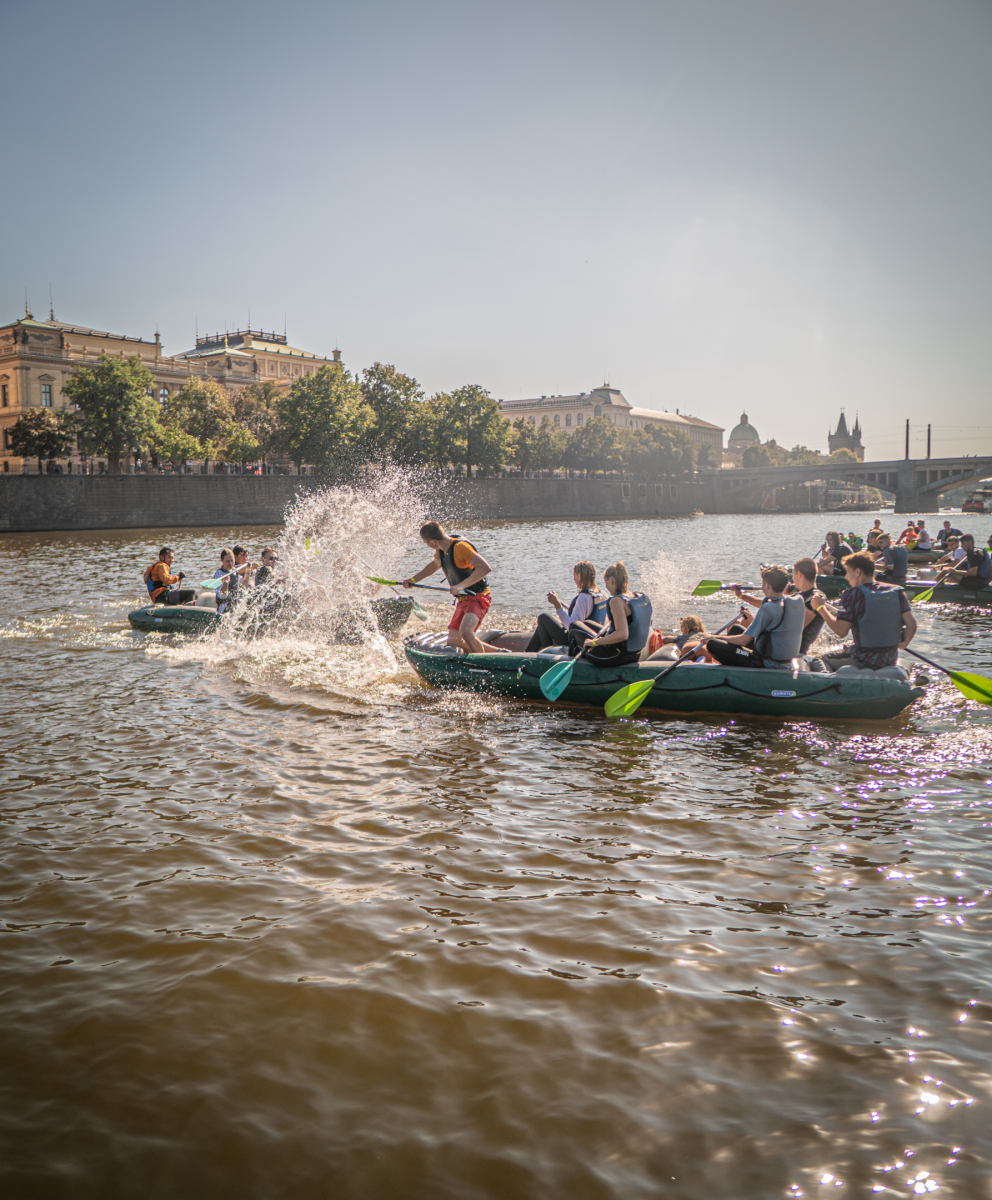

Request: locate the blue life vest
(439, 537), (489, 595)
(882, 545), (908, 581)
(607, 592), (653, 653)
(853, 583), (905, 649)
(752, 594), (806, 665)
(975, 550), (992, 581)
(145, 570), (156, 598)
(569, 588), (610, 626)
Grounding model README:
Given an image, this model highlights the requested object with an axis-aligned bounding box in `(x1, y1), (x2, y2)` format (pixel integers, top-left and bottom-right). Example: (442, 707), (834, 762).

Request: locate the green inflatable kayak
(816, 574), (992, 605)
(404, 633), (924, 721)
(129, 595), (415, 638)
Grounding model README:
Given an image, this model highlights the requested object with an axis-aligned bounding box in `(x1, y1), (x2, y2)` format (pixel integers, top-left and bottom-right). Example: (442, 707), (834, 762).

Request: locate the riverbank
(0, 474), (711, 532)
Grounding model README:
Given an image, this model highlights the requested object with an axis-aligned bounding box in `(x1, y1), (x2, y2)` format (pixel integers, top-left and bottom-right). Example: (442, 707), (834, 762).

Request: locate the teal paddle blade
(200, 578), (223, 590)
(604, 679), (655, 718)
(539, 659), (575, 701)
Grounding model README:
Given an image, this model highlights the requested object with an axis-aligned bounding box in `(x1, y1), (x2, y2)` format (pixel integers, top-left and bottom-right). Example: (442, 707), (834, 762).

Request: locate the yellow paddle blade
(691, 580), (723, 596)
(366, 575), (400, 586)
(949, 671), (992, 705)
(911, 586), (935, 605)
(604, 679), (655, 718)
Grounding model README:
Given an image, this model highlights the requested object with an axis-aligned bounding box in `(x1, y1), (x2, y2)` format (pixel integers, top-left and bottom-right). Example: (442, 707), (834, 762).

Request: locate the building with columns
(497, 386), (723, 454)
(0, 309), (341, 473)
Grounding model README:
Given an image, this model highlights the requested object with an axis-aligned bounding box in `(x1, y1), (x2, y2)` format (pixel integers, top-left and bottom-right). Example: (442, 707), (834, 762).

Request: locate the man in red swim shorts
(403, 522), (493, 654)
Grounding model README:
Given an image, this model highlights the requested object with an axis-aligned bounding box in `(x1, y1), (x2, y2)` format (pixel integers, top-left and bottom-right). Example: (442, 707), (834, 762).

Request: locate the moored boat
(404, 633), (923, 721)
(815, 574), (992, 605)
(128, 595), (415, 638)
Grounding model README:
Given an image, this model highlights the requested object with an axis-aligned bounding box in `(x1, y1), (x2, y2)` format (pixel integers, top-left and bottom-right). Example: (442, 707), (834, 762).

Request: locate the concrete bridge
(702, 456), (992, 514)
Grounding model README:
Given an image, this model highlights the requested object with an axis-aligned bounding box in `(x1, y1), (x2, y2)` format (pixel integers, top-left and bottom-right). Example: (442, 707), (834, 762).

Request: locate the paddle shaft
(902, 646), (960, 680)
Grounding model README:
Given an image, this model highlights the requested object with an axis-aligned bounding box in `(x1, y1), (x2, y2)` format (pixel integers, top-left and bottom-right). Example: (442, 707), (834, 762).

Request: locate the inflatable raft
(816, 574), (992, 605)
(404, 632), (923, 721)
(129, 595), (415, 638)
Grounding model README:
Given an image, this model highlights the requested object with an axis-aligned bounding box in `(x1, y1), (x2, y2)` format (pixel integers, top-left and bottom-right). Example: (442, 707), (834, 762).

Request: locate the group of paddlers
(143, 545), (280, 614)
(817, 520), (992, 592)
(401, 522), (924, 675)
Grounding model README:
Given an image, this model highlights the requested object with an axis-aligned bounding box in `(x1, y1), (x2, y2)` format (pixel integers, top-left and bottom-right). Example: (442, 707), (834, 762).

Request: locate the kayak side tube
(404, 632), (923, 720)
(816, 574), (992, 605)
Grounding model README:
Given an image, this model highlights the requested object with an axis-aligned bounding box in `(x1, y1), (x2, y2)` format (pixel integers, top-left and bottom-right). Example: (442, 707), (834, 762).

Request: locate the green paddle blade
(604, 679), (655, 718)
(366, 575), (400, 587)
(911, 585), (936, 605)
(539, 659), (575, 701)
(948, 670), (992, 705)
(691, 580), (723, 596)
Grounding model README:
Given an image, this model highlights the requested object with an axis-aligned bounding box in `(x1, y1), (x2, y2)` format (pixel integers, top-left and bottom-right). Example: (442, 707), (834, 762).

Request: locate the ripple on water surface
(1, 501), (992, 1198)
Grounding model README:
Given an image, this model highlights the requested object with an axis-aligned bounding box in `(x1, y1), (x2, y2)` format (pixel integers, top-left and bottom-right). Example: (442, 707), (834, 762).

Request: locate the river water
(2, 491), (992, 1199)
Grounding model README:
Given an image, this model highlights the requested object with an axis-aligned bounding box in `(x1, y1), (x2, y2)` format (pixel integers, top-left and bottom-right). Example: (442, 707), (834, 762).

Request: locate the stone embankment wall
(0, 475), (711, 533)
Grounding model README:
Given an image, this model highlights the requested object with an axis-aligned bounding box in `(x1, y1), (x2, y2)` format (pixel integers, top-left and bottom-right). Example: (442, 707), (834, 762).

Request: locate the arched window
(553, 413), (560, 425)
(159, 387), (169, 402)
(576, 412), (583, 426)
(594, 405), (601, 417)
(565, 413), (571, 427)
(527, 415), (536, 424)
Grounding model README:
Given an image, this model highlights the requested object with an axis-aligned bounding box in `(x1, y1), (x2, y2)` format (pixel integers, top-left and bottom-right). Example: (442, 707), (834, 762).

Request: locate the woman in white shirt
(525, 561), (605, 652)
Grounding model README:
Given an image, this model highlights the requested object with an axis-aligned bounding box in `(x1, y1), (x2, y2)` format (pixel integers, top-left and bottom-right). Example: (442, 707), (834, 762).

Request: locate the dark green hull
(816, 574), (992, 605)
(128, 595), (415, 638)
(404, 635), (923, 721)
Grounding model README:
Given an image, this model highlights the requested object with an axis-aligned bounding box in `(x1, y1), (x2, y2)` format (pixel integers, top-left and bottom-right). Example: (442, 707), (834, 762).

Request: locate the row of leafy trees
(8, 353), (698, 478)
(741, 439), (860, 468)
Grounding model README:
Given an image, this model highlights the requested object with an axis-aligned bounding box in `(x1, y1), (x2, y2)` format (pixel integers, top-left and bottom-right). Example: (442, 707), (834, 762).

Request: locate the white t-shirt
(556, 590), (598, 629)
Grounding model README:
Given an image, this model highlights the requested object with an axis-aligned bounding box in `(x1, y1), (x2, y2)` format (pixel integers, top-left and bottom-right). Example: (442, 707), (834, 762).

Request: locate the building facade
(497, 386), (723, 453)
(0, 310), (341, 473)
(725, 412), (761, 460)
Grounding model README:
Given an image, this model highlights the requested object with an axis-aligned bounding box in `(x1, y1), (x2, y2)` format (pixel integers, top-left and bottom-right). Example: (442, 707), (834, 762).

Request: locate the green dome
(729, 412), (759, 442)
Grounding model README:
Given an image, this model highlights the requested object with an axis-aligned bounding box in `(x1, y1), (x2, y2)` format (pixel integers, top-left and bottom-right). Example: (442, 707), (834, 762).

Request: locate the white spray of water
(146, 470), (450, 698)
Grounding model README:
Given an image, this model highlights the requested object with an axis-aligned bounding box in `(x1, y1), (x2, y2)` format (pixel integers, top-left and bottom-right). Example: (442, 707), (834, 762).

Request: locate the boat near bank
(815, 574), (992, 605)
(128, 595), (415, 638)
(404, 632), (923, 721)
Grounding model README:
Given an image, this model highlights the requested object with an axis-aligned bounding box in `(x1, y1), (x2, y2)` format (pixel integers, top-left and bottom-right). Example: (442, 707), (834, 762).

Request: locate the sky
(2, 0), (990, 460)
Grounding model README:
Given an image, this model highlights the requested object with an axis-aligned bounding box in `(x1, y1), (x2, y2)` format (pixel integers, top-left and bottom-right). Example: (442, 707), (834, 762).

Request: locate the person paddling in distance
(935, 519), (963, 549)
(403, 522), (493, 654)
(213, 549), (240, 614)
(731, 558), (826, 656)
(817, 531), (855, 577)
(914, 520), (932, 551)
(146, 547), (195, 606)
(872, 533), (908, 585)
(570, 561), (652, 667)
(811, 552), (916, 672)
(705, 565), (805, 670)
(942, 534), (992, 592)
(255, 547), (279, 586)
(933, 536), (965, 569)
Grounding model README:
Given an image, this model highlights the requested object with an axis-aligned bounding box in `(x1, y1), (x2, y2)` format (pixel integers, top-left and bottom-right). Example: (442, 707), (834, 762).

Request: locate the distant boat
(962, 487), (992, 514)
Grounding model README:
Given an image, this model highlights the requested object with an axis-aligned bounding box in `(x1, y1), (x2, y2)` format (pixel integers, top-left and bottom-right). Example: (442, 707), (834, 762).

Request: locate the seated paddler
(524, 560), (608, 653)
(403, 521), (493, 655)
(571, 561), (652, 667)
(705, 564), (805, 670)
(146, 547), (195, 606)
(811, 552), (916, 672)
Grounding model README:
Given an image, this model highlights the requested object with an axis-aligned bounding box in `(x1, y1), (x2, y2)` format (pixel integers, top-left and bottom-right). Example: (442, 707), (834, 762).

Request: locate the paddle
(910, 566), (958, 605)
(200, 565), (247, 590)
(538, 658), (576, 701)
(691, 580), (760, 597)
(366, 575), (463, 595)
(366, 572), (428, 620)
(605, 614), (741, 719)
(902, 648), (992, 705)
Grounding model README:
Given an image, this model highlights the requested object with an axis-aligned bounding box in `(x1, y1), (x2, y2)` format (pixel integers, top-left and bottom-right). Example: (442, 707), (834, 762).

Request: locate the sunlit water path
(2, 501), (991, 1198)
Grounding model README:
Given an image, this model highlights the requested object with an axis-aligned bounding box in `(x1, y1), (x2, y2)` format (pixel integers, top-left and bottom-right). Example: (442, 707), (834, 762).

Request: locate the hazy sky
(3, 0), (990, 458)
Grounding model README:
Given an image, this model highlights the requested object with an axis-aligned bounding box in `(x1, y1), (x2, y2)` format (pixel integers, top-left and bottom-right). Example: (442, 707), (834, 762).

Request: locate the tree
(696, 442), (715, 469)
(625, 425), (696, 477)
(531, 421), (569, 470)
(785, 445), (822, 465)
(564, 416), (622, 474)
(433, 385), (514, 476)
(511, 418), (537, 470)
(153, 426), (204, 472)
(830, 447), (860, 463)
(8, 408), (76, 471)
(62, 353), (159, 473)
(361, 363), (426, 462)
(162, 377), (233, 471)
(231, 380), (281, 464)
(225, 425), (262, 468)
(273, 365), (373, 473)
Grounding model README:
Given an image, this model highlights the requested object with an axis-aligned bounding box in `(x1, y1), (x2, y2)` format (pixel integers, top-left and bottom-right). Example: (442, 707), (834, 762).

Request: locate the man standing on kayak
(403, 522), (493, 654)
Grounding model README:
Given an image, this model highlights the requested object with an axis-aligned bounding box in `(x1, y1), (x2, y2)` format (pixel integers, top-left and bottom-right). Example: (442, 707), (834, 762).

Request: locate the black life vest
(438, 537), (489, 595)
(799, 586), (824, 654)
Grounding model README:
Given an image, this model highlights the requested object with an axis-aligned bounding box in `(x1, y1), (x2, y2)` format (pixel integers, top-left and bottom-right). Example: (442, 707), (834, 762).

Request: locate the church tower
(828, 409), (864, 460)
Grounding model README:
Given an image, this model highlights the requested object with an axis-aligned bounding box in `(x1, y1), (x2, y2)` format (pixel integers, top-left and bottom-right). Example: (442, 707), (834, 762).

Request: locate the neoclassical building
(0, 308), (341, 472)
(498, 386), (723, 454)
